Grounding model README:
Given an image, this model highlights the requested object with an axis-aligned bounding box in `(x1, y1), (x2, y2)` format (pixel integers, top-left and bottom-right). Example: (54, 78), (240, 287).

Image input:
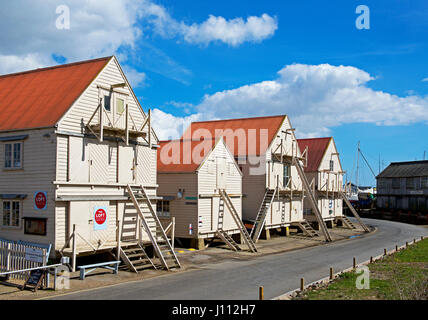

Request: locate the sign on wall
(34, 191), (47, 210)
(94, 206), (108, 231)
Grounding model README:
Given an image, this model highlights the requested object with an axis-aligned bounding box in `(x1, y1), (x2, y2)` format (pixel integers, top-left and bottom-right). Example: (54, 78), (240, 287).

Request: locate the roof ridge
(191, 114), (286, 124)
(298, 137), (332, 141)
(0, 56), (113, 79)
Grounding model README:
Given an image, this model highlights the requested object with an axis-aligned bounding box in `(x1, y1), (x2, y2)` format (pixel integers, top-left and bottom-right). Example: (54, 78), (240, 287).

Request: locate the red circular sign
(95, 209), (107, 225)
(35, 192), (47, 209)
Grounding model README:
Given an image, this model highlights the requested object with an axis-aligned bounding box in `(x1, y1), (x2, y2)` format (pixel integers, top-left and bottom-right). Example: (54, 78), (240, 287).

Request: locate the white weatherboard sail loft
(0, 56), (179, 272)
(157, 137), (256, 252)
(183, 116), (332, 242)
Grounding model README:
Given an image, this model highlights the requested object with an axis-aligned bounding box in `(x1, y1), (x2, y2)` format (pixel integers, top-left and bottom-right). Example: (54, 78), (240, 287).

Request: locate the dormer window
(104, 94), (111, 112)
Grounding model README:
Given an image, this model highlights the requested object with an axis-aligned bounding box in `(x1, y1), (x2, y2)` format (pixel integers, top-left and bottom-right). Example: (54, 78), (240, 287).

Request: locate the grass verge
(298, 239), (428, 300)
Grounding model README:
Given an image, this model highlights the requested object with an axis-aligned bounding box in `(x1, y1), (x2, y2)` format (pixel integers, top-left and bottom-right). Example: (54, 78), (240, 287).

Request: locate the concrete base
(260, 228), (271, 240)
(279, 227), (290, 236)
(190, 238), (205, 250)
(232, 233), (242, 244)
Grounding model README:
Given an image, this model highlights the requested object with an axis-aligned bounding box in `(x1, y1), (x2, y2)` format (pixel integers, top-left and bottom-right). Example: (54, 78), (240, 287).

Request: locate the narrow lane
(50, 219), (428, 300)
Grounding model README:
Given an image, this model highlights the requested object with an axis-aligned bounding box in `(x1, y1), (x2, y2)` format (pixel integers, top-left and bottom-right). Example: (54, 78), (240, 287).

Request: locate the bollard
(329, 267), (334, 280)
(370, 256), (373, 263)
(300, 278), (305, 291)
(395, 245), (398, 252)
(353, 257), (356, 269)
(384, 248), (387, 256)
(406, 241), (408, 248)
(259, 286), (264, 300)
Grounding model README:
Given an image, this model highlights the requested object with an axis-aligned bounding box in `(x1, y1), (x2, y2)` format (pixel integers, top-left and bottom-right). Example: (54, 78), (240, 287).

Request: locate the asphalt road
(50, 219), (428, 300)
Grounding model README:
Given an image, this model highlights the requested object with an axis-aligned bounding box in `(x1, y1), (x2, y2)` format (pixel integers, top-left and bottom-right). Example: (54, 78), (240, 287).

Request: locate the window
(392, 178), (400, 189)
(104, 94), (111, 112)
(156, 200), (170, 218)
(116, 98), (125, 114)
(329, 160), (334, 172)
(4, 142), (22, 169)
(2, 200), (20, 227)
(406, 178), (414, 189)
(422, 177), (428, 189)
(283, 164), (290, 187)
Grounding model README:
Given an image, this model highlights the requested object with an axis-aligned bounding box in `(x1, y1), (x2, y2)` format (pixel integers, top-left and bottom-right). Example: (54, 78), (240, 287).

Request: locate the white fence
(0, 240), (48, 280)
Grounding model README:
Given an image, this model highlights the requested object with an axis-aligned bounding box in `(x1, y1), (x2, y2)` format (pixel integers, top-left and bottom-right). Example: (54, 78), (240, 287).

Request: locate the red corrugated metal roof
(297, 137), (332, 172)
(182, 115), (286, 156)
(0, 57), (111, 132)
(157, 138), (220, 173)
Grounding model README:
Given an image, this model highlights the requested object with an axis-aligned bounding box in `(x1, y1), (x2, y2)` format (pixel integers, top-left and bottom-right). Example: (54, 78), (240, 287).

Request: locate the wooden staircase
(291, 220), (319, 238)
(120, 243), (157, 272)
(123, 185), (181, 271)
(218, 190), (257, 253)
(216, 230), (242, 252)
(335, 215), (357, 230)
(339, 191), (370, 232)
(250, 189), (276, 243)
(292, 157), (332, 242)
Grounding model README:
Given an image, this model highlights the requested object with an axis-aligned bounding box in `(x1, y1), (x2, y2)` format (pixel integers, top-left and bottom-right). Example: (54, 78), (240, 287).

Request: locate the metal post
(72, 224), (77, 273)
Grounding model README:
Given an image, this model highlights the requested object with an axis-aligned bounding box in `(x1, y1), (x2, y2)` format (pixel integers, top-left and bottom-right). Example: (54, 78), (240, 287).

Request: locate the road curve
(49, 219), (428, 300)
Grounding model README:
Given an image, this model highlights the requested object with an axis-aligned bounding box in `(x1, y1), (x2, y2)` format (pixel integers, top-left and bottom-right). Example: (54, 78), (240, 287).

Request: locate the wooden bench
(78, 261), (121, 280)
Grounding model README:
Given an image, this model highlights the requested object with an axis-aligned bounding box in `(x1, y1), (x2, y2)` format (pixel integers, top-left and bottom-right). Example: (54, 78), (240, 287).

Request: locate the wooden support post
(117, 219), (121, 260)
(148, 109), (152, 148)
(171, 217), (175, 251)
(329, 267), (334, 280)
(72, 224), (77, 273)
(395, 245), (398, 252)
(370, 256), (373, 263)
(259, 286), (264, 300)
(353, 257), (356, 269)
(99, 99), (104, 142)
(406, 241), (408, 248)
(125, 104), (129, 146)
(300, 278), (305, 291)
(384, 248), (387, 256)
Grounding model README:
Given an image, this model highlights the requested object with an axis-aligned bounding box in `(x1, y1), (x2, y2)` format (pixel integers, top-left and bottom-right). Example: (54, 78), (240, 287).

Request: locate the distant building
(376, 160), (428, 212)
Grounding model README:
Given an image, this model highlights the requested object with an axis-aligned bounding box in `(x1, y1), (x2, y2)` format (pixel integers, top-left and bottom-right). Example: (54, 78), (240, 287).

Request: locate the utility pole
(356, 141), (360, 189)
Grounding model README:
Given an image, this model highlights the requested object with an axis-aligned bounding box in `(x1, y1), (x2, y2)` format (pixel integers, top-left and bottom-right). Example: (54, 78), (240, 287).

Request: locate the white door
(89, 143), (109, 183)
(118, 145), (136, 183)
(68, 136), (89, 182)
(216, 158), (226, 189)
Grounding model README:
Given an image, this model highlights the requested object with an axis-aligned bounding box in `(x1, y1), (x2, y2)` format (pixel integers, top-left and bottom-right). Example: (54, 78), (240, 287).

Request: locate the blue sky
(0, 0), (427, 186)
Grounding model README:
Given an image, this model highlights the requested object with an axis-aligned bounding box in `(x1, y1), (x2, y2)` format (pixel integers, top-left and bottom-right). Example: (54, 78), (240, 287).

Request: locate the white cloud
(422, 77), (428, 82)
(151, 108), (202, 140)
(181, 14), (278, 46)
(155, 63), (428, 138)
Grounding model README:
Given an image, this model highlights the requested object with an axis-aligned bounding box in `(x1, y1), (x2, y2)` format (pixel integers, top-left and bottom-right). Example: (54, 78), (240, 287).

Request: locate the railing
(0, 240), (49, 280)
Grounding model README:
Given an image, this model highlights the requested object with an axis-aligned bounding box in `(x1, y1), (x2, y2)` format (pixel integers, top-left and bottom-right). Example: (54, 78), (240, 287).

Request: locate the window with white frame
(116, 97), (125, 114)
(103, 94), (111, 112)
(329, 160), (334, 172)
(2, 200), (21, 227)
(4, 142), (22, 169)
(156, 200), (170, 218)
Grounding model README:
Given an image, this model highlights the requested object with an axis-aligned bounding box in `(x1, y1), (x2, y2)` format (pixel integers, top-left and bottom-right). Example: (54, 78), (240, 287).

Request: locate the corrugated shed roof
(377, 160), (428, 178)
(157, 138), (220, 173)
(0, 57), (111, 132)
(182, 115), (286, 156)
(297, 137), (331, 172)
